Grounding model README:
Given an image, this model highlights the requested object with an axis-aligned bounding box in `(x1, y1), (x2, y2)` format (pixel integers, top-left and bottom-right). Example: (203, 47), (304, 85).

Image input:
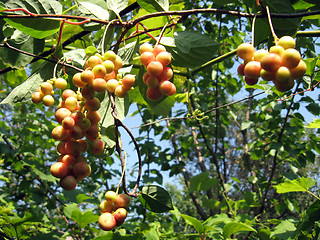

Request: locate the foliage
(1, 0), (320, 239)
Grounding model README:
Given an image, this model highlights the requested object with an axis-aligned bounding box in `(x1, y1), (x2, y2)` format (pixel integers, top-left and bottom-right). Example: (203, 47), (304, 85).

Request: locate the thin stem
(251, 13), (257, 46)
(101, 19), (118, 55)
(116, 151), (128, 195)
(307, 190), (320, 201)
(134, 91), (264, 128)
(266, 6), (278, 43)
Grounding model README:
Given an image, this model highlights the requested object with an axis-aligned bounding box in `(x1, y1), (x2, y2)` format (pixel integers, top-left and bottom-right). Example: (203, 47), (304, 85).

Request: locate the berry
(146, 87), (163, 101)
(277, 36), (295, 49)
(139, 42), (153, 54)
(260, 53), (282, 72)
(98, 212), (116, 231)
(50, 162), (69, 178)
(60, 175), (77, 191)
(244, 61), (261, 79)
(42, 95), (55, 106)
(237, 43), (255, 60)
(147, 61), (164, 76)
(54, 78), (68, 89)
(31, 91), (43, 104)
(281, 48), (301, 69)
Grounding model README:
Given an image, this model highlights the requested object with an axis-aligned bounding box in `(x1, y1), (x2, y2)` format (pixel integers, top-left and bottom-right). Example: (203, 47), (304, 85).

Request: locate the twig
(108, 92), (142, 197)
(258, 83), (300, 215)
(0, 42), (83, 73)
(134, 91), (264, 128)
(1, 135), (81, 240)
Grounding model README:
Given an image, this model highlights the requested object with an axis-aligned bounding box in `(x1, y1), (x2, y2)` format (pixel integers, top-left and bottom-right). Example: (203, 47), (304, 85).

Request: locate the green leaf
(117, 39), (139, 65)
(189, 172), (218, 192)
(139, 185), (174, 213)
(160, 32), (220, 68)
(0, 60), (56, 105)
(223, 222), (257, 239)
(79, 1), (109, 20)
(298, 200), (320, 232)
(137, 0), (169, 13)
(63, 203), (80, 219)
(180, 214), (205, 234)
(4, 18), (61, 39)
(32, 168), (56, 182)
(274, 177), (316, 194)
(304, 58), (318, 76)
(107, 0), (128, 15)
(77, 211), (99, 228)
(0, 30), (45, 68)
(3, 0), (62, 38)
(270, 220), (296, 240)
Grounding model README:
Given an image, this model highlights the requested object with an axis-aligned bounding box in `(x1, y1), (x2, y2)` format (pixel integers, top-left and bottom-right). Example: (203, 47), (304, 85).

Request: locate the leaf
(223, 222), (257, 239)
(274, 177), (316, 194)
(304, 58), (318, 76)
(0, 30), (45, 68)
(0, 60), (56, 105)
(160, 32), (220, 68)
(189, 172), (218, 192)
(77, 211), (99, 228)
(4, 18), (61, 39)
(270, 220), (296, 240)
(137, 0), (169, 13)
(139, 185), (174, 213)
(107, 0), (128, 15)
(117, 39), (139, 65)
(79, 1), (109, 20)
(63, 203), (80, 219)
(3, 0), (62, 38)
(32, 168), (56, 182)
(180, 214), (205, 234)
(298, 200), (320, 232)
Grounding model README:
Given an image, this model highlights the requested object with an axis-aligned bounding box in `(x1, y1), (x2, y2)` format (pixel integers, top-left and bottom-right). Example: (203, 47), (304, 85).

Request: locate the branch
(0, 42), (83, 74)
(1, 135), (81, 240)
(109, 92), (142, 197)
(167, 120), (208, 220)
(258, 83), (300, 215)
(134, 91), (265, 128)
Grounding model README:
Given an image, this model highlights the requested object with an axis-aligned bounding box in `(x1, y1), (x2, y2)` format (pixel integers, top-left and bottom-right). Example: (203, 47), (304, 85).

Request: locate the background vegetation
(1, 0), (320, 239)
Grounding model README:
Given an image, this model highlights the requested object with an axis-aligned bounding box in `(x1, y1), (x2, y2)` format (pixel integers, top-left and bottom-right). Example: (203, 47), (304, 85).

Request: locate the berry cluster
(31, 77), (68, 106)
(139, 43), (176, 101)
(74, 51), (136, 98)
(32, 50), (134, 191)
(50, 87), (102, 191)
(98, 191), (130, 231)
(237, 36), (307, 92)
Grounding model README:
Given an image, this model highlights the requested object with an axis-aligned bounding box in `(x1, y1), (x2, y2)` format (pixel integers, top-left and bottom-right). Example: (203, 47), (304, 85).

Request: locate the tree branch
(109, 92), (142, 197)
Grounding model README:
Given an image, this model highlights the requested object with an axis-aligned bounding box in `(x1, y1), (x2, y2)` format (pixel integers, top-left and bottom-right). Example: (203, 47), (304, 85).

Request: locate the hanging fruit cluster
(98, 190), (130, 231)
(31, 50), (136, 191)
(139, 43), (176, 101)
(237, 36), (307, 92)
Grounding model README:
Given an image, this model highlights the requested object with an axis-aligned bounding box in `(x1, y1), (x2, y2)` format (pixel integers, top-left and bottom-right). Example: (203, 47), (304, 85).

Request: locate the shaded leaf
(0, 30), (45, 68)
(139, 185), (174, 213)
(1, 60), (56, 105)
(189, 172), (218, 192)
(3, 0), (62, 38)
(160, 32), (220, 68)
